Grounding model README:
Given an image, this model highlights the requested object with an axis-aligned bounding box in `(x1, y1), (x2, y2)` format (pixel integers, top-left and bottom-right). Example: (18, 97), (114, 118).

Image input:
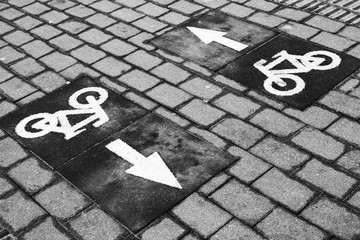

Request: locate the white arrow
(106, 139), (182, 189)
(187, 26), (248, 52)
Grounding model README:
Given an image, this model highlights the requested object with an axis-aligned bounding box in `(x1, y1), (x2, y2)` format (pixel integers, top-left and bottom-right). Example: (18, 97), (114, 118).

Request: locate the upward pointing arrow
(187, 27), (248, 52)
(106, 139), (182, 189)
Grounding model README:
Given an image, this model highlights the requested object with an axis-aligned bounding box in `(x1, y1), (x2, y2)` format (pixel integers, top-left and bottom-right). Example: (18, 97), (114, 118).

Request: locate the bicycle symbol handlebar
(15, 87), (110, 140)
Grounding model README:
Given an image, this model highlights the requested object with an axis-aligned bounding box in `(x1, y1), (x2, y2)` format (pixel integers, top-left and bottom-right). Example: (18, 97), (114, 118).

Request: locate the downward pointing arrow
(106, 139), (182, 189)
(187, 26), (248, 51)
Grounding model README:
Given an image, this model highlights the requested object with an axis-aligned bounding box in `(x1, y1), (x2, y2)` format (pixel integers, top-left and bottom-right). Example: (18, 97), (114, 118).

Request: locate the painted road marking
(15, 87), (109, 140)
(187, 26), (248, 51)
(106, 139), (182, 189)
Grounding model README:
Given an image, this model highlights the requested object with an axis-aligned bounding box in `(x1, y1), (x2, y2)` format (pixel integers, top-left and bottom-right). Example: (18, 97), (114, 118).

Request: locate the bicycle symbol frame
(253, 50), (341, 96)
(15, 87), (109, 140)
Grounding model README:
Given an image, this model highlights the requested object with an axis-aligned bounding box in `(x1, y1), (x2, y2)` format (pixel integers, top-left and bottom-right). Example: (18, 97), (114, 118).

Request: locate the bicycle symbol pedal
(253, 50), (341, 96)
(15, 87), (110, 140)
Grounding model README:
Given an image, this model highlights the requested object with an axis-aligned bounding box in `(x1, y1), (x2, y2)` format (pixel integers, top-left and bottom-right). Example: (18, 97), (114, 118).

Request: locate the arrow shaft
(106, 139), (144, 165)
(215, 36), (248, 51)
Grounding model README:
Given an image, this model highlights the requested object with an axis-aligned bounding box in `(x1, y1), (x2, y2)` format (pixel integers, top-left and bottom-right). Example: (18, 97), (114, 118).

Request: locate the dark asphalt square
(151, 11), (277, 70)
(58, 114), (235, 232)
(219, 34), (360, 109)
(0, 75), (148, 168)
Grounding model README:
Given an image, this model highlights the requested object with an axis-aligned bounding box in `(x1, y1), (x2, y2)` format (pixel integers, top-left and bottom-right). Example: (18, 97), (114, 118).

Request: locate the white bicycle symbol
(16, 87), (109, 140)
(253, 50), (341, 96)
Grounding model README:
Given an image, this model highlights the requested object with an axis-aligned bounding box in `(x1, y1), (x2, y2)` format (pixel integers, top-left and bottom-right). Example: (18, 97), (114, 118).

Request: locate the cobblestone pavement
(1, 0), (360, 239)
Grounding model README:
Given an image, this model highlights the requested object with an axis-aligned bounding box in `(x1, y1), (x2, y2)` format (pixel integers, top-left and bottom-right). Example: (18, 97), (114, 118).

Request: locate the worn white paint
(106, 139), (182, 189)
(187, 26), (248, 51)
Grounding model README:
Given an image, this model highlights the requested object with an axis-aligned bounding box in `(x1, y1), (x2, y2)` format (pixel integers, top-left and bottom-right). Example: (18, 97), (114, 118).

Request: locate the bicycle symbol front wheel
(302, 50), (341, 70)
(15, 113), (58, 139)
(264, 74), (305, 96)
(69, 87), (108, 109)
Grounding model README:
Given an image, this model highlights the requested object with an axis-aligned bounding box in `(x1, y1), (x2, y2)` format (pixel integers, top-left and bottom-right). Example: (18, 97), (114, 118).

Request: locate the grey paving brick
(180, 77), (222, 101)
(181, 233), (201, 240)
(31, 25), (62, 40)
(183, 61), (212, 76)
(140, 217), (185, 240)
(137, 2), (168, 17)
(124, 50), (163, 70)
(221, 3), (254, 18)
(249, 12), (286, 28)
(297, 159), (356, 198)
(0, 100), (18, 118)
(22, 217), (71, 240)
(152, 0), (176, 5)
(347, 189), (360, 209)
(58, 20), (89, 34)
(50, 34), (83, 51)
(0, 39), (8, 48)
(90, 0), (120, 12)
(212, 117), (265, 149)
(349, 84), (360, 98)
(60, 63), (100, 80)
(8, 0), (35, 7)
(124, 92), (157, 110)
(92, 56), (131, 77)
(11, 58), (45, 77)
(0, 191), (46, 232)
(347, 43), (360, 59)
(292, 127), (344, 161)
(48, 0), (76, 10)
(40, 52), (77, 72)
(3, 31), (33, 46)
(98, 76), (127, 94)
(0, 8), (24, 20)
(154, 107), (190, 127)
(31, 71), (67, 93)
(227, 146), (271, 183)
(320, 91), (360, 118)
(256, 207), (327, 240)
(169, 0), (203, 14)
(250, 136), (309, 171)
(278, 22), (320, 39)
(246, 0), (278, 11)
(0, 78), (37, 101)
(110, 8), (144, 22)
(0, 22), (14, 35)
(160, 12), (189, 25)
(198, 172), (230, 195)
(71, 45), (106, 64)
(214, 75), (247, 92)
(8, 157), (55, 195)
(14, 16), (42, 30)
(339, 26), (360, 42)
(101, 39), (136, 56)
(21, 40), (53, 58)
(311, 32), (355, 51)
(274, 8), (310, 21)
(189, 126), (227, 149)
(40, 10), (69, 24)
(65, 4), (95, 18)
(79, 28), (112, 45)
(85, 13), (116, 27)
(128, 32), (155, 50)
(213, 93), (260, 119)
(211, 179), (275, 225)
(106, 22), (140, 38)
(327, 118), (360, 147)
(133, 16), (167, 33)
(0, 46), (25, 64)
(250, 108), (303, 137)
(211, 219), (264, 240)
(194, 0), (228, 8)
(17, 91), (46, 106)
(118, 69), (160, 91)
(0, 177), (14, 197)
(146, 83), (192, 108)
(35, 181), (90, 220)
(0, 67), (13, 83)
(283, 106), (338, 129)
(151, 63), (191, 84)
(172, 193), (231, 238)
(247, 91), (285, 110)
(252, 168), (315, 212)
(114, 0), (145, 7)
(179, 99), (225, 127)
(305, 16), (345, 33)
(22, 2), (50, 15)
(69, 207), (128, 240)
(336, 150), (360, 178)
(301, 197), (360, 239)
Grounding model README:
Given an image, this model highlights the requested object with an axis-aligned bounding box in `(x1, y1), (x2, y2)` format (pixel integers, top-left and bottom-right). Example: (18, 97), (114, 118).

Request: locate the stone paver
(320, 91), (360, 118)
(336, 150), (360, 178)
(146, 83), (192, 108)
(140, 217), (186, 240)
(327, 118), (360, 147)
(211, 219), (265, 240)
(22, 217), (72, 240)
(0, 137), (28, 167)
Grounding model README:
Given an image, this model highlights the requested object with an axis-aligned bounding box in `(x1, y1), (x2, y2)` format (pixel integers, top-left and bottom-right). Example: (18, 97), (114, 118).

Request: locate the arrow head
(187, 26), (227, 44)
(126, 152), (182, 189)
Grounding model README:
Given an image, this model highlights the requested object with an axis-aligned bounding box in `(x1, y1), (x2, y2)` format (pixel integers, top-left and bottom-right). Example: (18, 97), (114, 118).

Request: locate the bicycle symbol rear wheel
(16, 113), (58, 138)
(69, 87), (108, 109)
(264, 74), (305, 96)
(302, 51), (341, 70)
